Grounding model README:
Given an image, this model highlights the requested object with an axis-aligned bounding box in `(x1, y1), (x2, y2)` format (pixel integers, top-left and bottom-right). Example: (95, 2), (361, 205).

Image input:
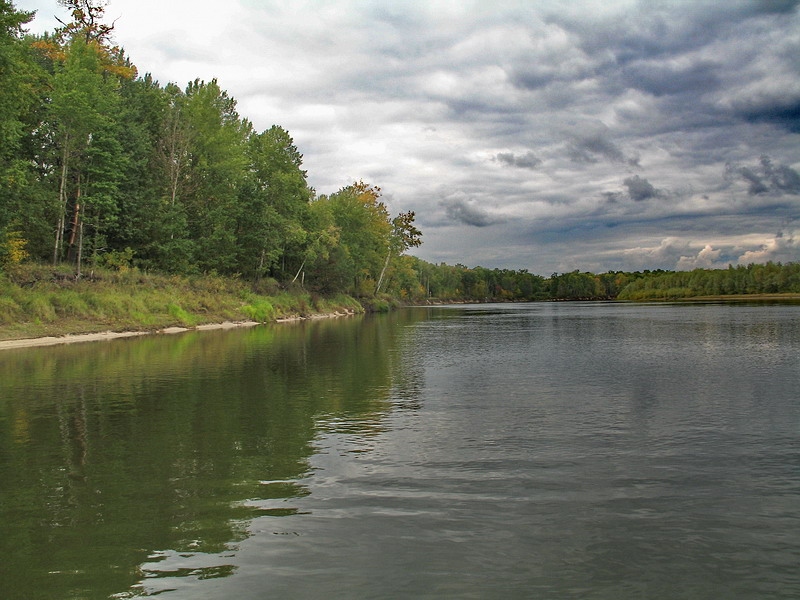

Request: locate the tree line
(398, 261), (800, 303)
(0, 0), (421, 297)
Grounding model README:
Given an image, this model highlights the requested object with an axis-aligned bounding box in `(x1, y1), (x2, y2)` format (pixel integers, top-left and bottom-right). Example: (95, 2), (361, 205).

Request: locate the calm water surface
(1, 302), (798, 599)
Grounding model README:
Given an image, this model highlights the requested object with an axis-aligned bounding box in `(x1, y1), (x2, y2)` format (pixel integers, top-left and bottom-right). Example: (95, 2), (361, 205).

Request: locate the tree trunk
(375, 250), (392, 295)
(292, 258), (307, 284)
(76, 220), (83, 280)
(66, 176), (82, 263)
(53, 136), (70, 266)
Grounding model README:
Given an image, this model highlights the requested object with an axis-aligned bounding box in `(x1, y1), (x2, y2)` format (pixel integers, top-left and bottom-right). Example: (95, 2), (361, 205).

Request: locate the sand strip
(0, 321), (261, 351)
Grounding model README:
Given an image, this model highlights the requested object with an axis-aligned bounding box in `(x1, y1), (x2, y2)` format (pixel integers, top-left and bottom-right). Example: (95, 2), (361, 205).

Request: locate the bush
(96, 247), (135, 272)
(242, 298), (275, 322)
(0, 231), (29, 270)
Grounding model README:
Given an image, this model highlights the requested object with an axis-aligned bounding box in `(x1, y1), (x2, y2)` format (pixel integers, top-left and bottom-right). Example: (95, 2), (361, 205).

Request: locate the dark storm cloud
(738, 167), (770, 195)
(550, 1), (798, 65)
(494, 151), (541, 170)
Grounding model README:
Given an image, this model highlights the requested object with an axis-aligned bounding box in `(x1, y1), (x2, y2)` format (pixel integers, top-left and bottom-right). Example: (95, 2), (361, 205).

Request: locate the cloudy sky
(17, 0), (800, 274)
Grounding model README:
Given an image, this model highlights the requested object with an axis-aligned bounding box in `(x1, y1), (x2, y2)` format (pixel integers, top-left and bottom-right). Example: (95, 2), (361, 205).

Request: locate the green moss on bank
(0, 264), (364, 341)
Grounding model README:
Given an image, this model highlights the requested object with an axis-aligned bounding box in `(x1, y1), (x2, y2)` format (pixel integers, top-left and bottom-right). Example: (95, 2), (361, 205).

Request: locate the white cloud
(738, 229), (799, 265)
(676, 245), (723, 270)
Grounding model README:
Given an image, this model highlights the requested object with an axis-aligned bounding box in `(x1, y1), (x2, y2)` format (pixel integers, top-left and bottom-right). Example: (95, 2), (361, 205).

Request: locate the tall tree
(0, 0), (36, 263)
(317, 181), (392, 295)
(47, 36), (123, 267)
(374, 210), (422, 294)
(54, 0), (115, 44)
(34, 0), (135, 269)
(180, 78), (250, 273)
(237, 125), (311, 280)
(137, 80), (196, 272)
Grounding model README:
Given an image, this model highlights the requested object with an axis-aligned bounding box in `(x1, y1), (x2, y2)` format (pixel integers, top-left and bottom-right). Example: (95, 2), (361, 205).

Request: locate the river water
(1, 302), (798, 599)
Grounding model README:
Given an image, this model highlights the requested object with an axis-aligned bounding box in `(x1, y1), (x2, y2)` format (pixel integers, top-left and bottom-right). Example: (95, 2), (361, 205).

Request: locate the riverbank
(0, 264), (365, 348)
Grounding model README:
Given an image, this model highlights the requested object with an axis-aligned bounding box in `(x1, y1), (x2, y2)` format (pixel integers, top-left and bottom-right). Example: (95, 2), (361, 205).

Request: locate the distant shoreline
(666, 293), (800, 302)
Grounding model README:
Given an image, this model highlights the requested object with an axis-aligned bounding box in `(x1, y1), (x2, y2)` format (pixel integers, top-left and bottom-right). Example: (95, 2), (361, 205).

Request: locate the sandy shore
(0, 321), (261, 351)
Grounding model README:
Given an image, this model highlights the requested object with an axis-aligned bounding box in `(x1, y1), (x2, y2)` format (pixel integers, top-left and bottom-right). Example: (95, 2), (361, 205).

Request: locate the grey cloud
(544, 1), (800, 140)
(511, 70), (555, 91)
(752, 0), (800, 15)
(552, 1), (798, 65)
(566, 122), (639, 166)
(739, 167), (769, 195)
(622, 60), (720, 97)
(736, 99), (800, 133)
(623, 175), (662, 201)
(495, 151), (542, 170)
(767, 164), (800, 194)
(730, 156), (800, 196)
(441, 196), (505, 228)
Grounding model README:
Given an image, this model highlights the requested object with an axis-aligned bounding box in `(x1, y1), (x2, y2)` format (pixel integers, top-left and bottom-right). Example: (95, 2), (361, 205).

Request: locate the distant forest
(1, 1), (798, 305)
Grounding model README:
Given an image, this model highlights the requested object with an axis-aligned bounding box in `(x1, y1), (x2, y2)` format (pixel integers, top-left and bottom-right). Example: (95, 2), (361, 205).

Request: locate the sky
(15, 0), (800, 275)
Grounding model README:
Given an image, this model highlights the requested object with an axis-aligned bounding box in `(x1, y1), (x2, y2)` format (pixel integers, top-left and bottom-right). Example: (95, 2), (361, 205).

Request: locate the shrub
(242, 298), (275, 322)
(0, 231), (29, 270)
(97, 247), (135, 272)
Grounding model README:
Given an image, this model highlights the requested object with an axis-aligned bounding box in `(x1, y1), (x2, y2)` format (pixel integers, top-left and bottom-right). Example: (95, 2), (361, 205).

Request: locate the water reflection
(0, 312), (425, 599)
(3, 303), (798, 599)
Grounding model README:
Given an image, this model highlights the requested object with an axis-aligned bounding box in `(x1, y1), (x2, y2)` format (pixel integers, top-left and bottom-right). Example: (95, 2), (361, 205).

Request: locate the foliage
(616, 262), (800, 300)
(397, 260), (800, 303)
(0, 229), (28, 268)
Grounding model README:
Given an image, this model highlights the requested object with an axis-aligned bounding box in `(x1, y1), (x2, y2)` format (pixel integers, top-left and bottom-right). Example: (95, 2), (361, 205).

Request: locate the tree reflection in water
(0, 311), (425, 600)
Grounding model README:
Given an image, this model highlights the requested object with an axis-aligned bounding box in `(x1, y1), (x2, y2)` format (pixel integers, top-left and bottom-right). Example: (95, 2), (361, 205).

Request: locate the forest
(1, 0), (798, 325)
(0, 0), (424, 298)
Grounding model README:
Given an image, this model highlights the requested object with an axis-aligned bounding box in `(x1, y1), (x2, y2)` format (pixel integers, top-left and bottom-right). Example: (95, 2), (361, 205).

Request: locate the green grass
(0, 263), (365, 341)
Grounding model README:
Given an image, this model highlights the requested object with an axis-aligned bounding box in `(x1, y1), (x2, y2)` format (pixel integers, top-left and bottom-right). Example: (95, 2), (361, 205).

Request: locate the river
(1, 302), (798, 599)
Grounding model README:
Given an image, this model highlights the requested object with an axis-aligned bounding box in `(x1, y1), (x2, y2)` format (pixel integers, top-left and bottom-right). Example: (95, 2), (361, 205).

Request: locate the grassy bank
(0, 263), (363, 342)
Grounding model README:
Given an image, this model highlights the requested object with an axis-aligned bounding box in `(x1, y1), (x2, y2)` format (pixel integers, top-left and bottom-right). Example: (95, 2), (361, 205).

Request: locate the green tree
(237, 125), (311, 280)
(47, 36), (125, 269)
(0, 0), (37, 263)
(374, 210), (422, 294)
(321, 181), (392, 296)
(110, 74), (181, 271)
(31, 0), (135, 270)
(123, 79), (196, 272)
(180, 78), (250, 273)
